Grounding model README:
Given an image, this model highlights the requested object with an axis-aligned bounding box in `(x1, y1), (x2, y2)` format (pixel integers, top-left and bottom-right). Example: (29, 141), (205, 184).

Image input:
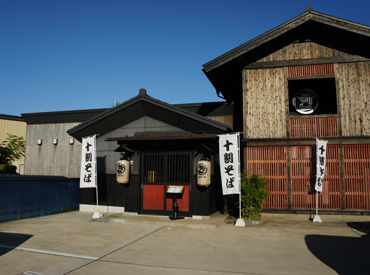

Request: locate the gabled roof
(67, 90), (231, 141)
(202, 8), (370, 101)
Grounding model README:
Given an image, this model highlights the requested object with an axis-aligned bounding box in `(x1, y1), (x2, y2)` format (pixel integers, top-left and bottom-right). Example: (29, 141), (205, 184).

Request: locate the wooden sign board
(166, 185), (185, 194)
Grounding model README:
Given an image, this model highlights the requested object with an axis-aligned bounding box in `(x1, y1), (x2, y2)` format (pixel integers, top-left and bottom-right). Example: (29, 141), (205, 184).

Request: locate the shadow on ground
(305, 222), (370, 275)
(0, 232), (33, 256)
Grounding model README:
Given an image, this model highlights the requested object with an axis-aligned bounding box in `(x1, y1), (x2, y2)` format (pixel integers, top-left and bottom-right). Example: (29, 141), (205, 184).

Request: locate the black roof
(21, 101), (232, 125)
(203, 8), (370, 101)
(67, 90), (232, 141)
(22, 108), (109, 124)
(174, 101), (233, 117)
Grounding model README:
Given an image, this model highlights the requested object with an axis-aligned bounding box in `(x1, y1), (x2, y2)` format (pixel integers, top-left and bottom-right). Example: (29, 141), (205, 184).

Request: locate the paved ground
(0, 211), (369, 275)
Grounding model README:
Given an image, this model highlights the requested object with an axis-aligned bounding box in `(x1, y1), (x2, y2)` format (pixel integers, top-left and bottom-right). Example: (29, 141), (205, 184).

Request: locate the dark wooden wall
(81, 143), (225, 216)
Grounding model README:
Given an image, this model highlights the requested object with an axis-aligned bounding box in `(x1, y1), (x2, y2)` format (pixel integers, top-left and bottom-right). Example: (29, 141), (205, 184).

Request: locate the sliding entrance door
(141, 152), (191, 214)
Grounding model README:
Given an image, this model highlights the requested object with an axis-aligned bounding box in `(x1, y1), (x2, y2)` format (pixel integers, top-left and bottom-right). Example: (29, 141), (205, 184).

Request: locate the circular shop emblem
(117, 162), (126, 174)
(197, 163), (208, 175)
(292, 89), (319, 115)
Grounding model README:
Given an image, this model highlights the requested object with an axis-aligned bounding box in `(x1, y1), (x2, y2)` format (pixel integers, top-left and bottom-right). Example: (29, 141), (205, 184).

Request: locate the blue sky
(1, 0), (369, 116)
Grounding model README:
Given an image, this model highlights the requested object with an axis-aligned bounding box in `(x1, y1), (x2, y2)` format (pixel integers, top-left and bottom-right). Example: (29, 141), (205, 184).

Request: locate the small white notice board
(166, 185), (185, 194)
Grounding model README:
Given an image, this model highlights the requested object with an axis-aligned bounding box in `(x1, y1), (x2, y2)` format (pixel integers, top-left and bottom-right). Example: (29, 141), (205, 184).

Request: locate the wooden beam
(244, 55), (369, 70)
(242, 136), (370, 147)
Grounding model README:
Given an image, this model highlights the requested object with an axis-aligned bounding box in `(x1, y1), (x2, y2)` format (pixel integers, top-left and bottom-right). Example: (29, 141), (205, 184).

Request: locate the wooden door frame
(139, 151), (193, 216)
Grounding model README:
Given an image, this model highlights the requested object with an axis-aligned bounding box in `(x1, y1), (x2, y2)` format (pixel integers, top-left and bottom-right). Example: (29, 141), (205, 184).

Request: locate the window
(288, 78), (337, 115)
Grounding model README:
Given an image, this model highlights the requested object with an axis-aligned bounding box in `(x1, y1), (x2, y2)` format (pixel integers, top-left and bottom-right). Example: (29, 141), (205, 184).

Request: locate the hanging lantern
(197, 160), (211, 187)
(116, 159), (130, 184)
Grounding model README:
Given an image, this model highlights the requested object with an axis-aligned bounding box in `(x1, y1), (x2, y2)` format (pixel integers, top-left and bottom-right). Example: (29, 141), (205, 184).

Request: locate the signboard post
(166, 185), (185, 220)
(219, 133), (244, 227)
(313, 138), (328, 223)
(80, 135), (102, 219)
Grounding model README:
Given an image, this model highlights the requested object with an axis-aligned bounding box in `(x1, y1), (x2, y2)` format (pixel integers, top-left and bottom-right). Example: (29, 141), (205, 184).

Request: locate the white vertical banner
(80, 135), (97, 188)
(219, 133), (241, 195)
(315, 138), (328, 192)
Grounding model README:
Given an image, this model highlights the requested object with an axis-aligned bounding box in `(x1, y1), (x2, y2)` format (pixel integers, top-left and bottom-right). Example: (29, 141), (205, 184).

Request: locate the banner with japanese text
(315, 138), (328, 192)
(80, 135), (97, 188)
(219, 133), (240, 195)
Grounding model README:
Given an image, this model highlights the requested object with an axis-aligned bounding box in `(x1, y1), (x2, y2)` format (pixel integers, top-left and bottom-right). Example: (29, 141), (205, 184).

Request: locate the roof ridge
(68, 92), (231, 138)
(202, 9), (370, 72)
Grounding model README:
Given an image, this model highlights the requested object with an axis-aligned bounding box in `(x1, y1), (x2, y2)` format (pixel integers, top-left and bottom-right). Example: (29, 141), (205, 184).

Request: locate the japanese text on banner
(219, 133), (240, 195)
(315, 138), (327, 192)
(80, 135), (97, 188)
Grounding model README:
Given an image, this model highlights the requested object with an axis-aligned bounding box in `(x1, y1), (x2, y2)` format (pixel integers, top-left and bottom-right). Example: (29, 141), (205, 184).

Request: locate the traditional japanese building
(23, 90), (233, 216)
(22, 7), (369, 215)
(203, 7), (370, 212)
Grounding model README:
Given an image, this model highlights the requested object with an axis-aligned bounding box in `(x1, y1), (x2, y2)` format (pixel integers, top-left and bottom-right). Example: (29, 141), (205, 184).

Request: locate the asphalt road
(0, 211), (369, 274)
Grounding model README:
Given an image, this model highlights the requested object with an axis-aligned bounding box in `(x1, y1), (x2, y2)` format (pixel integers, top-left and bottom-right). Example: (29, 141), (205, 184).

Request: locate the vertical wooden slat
(290, 116), (339, 138)
(289, 145), (341, 210)
(344, 145), (370, 210)
(288, 64), (334, 78)
(290, 146), (313, 209)
(246, 146), (288, 209)
(248, 145), (343, 210)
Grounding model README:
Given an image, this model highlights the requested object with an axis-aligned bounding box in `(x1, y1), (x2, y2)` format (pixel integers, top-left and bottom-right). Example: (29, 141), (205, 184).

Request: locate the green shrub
(0, 165), (17, 174)
(240, 174), (270, 220)
(0, 134), (25, 174)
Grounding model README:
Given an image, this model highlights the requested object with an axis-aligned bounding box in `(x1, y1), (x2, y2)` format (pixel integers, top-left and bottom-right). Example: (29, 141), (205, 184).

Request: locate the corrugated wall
(0, 119), (26, 142)
(0, 118), (27, 174)
(0, 176), (79, 222)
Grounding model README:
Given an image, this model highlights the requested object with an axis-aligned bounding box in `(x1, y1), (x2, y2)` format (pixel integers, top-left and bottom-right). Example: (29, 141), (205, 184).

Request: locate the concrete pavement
(0, 211), (369, 274)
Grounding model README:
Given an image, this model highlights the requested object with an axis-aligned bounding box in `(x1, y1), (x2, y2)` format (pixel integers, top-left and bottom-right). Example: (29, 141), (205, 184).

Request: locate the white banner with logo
(80, 135), (97, 188)
(219, 133), (240, 195)
(315, 138), (328, 192)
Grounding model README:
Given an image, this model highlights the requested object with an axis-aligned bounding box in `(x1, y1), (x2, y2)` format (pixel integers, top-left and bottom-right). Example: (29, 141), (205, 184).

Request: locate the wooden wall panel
(246, 146), (289, 209)
(343, 145), (370, 210)
(290, 146), (341, 210)
(243, 67), (287, 138)
(207, 115), (233, 129)
(289, 116), (339, 138)
(257, 42), (348, 62)
(287, 64), (334, 78)
(336, 62), (370, 136)
(142, 185), (165, 210)
(24, 123), (81, 178)
(246, 145), (370, 211)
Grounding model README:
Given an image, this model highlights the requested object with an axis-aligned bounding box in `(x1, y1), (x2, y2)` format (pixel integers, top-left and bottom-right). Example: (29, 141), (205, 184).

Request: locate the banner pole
(239, 193), (242, 219)
(95, 148), (98, 210)
(238, 133), (242, 219)
(95, 186), (99, 210)
(315, 190), (318, 216)
(313, 189), (321, 222)
(92, 135), (102, 219)
(235, 133), (245, 227)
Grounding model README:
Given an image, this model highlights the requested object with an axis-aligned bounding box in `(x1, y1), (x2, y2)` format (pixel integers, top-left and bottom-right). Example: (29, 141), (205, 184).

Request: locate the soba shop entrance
(140, 151), (191, 215)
